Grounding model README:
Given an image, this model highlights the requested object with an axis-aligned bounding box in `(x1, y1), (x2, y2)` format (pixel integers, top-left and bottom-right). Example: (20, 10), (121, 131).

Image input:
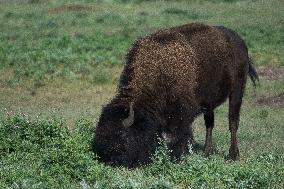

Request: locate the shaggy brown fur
(93, 23), (258, 167)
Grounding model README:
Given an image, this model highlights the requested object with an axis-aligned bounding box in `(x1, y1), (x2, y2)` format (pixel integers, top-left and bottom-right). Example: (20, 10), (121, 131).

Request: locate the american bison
(93, 23), (258, 167)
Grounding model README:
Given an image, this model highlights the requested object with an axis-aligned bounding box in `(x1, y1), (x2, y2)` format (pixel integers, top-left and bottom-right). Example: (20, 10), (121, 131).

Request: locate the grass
(0, 0), (283, 85)
(0, 0), (283, 188)
(0, 106), (283, 188)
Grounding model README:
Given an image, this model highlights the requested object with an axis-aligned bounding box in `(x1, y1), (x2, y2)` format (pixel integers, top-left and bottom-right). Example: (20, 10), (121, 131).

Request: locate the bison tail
(248, 58), (259, 87)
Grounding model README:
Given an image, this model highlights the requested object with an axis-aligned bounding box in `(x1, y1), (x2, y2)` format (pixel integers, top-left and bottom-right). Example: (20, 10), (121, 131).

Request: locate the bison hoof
(227, 147), (240, 161)
(204, 146), (213, 157)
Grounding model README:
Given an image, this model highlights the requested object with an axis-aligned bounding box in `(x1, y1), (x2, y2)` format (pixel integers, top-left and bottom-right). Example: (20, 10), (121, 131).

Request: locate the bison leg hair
(204, 110), (214, 157)
(228, 85), (245, 160)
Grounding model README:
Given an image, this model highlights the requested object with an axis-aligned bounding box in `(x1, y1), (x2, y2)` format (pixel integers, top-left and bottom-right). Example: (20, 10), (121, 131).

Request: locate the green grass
(0, 108), (283, 188)
(0, 0), (283, 85)
(0, 0), (283, 188)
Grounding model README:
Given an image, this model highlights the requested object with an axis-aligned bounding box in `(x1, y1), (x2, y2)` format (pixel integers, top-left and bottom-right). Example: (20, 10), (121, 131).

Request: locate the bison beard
(93, 23), (258, 167)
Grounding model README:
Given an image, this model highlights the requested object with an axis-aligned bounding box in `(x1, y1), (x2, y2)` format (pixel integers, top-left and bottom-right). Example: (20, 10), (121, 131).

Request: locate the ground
(0, 0), (283, 188)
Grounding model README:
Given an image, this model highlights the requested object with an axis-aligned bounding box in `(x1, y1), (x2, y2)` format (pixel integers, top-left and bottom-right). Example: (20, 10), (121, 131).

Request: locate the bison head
(93, 102), (159, 167)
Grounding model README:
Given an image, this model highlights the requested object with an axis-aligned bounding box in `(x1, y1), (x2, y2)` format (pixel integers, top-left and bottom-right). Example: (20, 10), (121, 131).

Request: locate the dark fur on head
(95, 98), (159, 167)
(93, 23), (258, 167)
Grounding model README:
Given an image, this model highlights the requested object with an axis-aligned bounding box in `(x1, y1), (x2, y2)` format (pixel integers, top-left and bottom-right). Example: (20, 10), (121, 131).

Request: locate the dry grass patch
(256, 92), (284, 108)
(257, 66), (284, 80)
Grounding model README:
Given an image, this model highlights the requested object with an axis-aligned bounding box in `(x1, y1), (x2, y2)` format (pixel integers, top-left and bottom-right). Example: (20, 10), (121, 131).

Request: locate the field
(0, 0), (284, 188)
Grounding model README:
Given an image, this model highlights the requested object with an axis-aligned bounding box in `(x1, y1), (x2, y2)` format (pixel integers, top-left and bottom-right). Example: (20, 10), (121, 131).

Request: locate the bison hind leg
(227, 79), (246, 160)
(204, 110), (214, 157)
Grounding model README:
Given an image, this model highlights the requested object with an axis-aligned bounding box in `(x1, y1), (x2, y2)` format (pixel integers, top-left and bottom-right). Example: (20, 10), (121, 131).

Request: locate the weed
(92, 68), (111, 84)
(163, 8), (201, 19)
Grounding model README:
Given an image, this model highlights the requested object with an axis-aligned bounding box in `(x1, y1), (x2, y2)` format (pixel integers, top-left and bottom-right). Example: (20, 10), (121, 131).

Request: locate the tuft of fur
(248, 58), (259, 87)
(93, 23), (257, 167)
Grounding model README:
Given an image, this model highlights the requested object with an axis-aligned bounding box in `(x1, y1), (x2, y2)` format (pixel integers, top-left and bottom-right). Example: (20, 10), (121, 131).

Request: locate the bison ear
(122, 102), (134, 128)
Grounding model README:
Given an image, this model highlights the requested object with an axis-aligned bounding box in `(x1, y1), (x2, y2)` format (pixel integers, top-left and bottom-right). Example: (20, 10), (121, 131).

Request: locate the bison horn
(122, 102), (134, 128)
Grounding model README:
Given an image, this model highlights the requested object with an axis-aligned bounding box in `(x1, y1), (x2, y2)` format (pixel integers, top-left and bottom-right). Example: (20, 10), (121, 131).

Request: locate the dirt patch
(256, 93), (284, 107)
(256, 66), (284, 80)
(48, 4), (97, 13)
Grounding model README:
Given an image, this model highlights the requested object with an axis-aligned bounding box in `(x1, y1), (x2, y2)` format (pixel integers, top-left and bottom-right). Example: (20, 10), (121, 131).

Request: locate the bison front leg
(228, 87), (244, 160)
(174, 127), (194, 159)
(204, 110), (214, 157)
